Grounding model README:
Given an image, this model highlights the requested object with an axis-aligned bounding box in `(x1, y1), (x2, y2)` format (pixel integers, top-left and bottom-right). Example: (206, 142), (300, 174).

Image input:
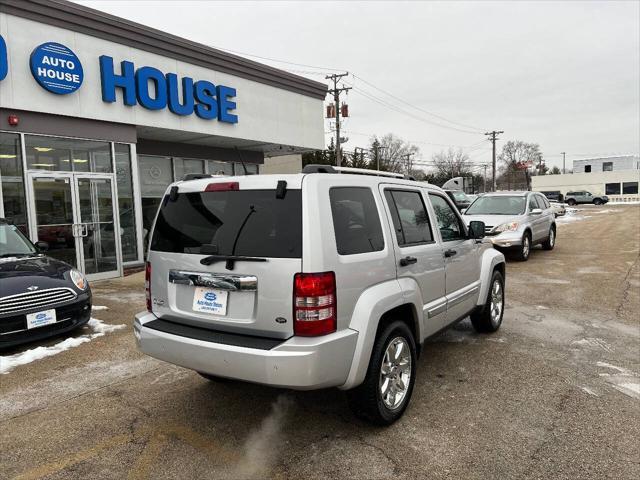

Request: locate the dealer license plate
(26, 309), (57, 329)
(192, 287), (228, 315)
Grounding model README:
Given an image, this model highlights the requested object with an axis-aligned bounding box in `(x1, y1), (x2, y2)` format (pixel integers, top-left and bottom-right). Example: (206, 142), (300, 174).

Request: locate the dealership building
(0, 0), (326, 280)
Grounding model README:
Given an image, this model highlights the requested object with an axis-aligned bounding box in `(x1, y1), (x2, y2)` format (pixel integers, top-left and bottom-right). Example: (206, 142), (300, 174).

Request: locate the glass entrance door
(28, 173), (121, 280)
(29, 175), (77, 268)
(75, 176), (119, 279)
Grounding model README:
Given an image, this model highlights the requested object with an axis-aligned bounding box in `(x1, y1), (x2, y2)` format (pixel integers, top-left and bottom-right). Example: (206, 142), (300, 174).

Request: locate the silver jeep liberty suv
(135, 165), (506, 425)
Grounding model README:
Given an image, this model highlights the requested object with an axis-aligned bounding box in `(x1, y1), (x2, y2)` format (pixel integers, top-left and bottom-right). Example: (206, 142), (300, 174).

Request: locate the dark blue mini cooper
(0, 219), (91, 349)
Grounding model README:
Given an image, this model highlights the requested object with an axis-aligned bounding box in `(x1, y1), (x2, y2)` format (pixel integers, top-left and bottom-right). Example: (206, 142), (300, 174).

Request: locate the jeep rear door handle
(399, 256), (417, 266)
(444, 249), (457, 258)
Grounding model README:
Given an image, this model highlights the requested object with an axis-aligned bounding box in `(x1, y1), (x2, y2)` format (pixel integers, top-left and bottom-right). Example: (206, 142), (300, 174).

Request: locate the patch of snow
(536, 305), (549, 310)
(571, 338), (612, 352)
(610, 382), (640, 400)
(596, 361), (634, 376)
(580, 386), (598, 397)
(0, 318), (125, 374)
(91, 305), (109, 311)
(576, 266), (608, 274)
(556, 214), (590, 223)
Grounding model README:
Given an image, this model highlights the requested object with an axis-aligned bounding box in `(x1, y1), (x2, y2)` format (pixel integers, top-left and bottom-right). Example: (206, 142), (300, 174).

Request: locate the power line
(349, 85), (482, 135)
(352, 74), (485, 133)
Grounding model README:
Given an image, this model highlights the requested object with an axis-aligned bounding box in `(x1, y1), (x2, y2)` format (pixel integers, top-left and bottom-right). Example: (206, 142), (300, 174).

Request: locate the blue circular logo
(30, 42), (83, 95)
(204, 292), (217, 301)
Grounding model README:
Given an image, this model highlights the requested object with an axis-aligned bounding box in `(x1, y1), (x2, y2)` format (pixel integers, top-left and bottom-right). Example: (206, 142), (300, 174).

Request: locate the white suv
(135, 166), (506, 424)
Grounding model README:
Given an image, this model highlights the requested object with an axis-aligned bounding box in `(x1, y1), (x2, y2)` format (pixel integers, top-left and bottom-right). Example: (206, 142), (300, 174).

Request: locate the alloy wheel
(379, 337), (412, 409)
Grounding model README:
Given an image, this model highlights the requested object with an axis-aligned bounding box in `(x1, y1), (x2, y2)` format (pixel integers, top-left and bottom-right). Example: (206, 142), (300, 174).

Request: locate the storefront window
(25, 135), (112, 173)
(174, 158), (204, 180)
(623, 182), (639, 194)
(138, 155), (172, 247)
(115, 144), (138, 262)
(0, 132), (28, 234)
(605, 183), (621, 195)
(233, 162), (259, 175)
(207, 160), (234, 176)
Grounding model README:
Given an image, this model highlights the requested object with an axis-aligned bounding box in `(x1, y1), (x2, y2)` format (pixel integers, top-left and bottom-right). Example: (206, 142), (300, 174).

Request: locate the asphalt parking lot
(1, 204), (639, 480)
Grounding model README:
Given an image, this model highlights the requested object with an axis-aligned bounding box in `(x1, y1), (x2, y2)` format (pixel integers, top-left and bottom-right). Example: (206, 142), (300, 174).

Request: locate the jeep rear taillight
(293, 272), (336, 336)
(145, 261), (152, 312)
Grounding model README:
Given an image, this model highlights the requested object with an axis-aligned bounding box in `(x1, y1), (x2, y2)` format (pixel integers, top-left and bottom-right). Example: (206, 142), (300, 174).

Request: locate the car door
(427, 192), (480, 328)
(526, 194), (544, 242)
(381, 186), (446, 338)
(534, 194), (554, 236)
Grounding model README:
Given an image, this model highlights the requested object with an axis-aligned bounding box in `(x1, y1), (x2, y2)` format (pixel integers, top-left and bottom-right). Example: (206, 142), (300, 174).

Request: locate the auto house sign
(29, 42), (84, 95)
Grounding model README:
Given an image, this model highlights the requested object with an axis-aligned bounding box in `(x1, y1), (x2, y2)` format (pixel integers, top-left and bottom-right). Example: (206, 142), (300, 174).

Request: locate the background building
(532, 155), (639, 202)
(0, 0), (326, 279)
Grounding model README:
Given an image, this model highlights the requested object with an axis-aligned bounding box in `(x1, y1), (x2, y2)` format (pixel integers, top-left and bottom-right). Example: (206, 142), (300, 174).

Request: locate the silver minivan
(462, 191), (556, 261)
(135, 167), (506, 424)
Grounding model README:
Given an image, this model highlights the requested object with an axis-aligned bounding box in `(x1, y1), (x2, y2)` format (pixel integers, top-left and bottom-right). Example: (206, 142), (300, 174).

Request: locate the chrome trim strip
(447, 284), (480, 309)
(0, 287), (76, 302)
(169, 270), (257, 291)
(424, 298), (447, 318)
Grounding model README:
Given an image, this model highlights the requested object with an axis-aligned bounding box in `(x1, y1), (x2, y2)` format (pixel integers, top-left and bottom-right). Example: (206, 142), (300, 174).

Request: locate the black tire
(471, 270), (505, 333)
(348, 321), (417, 426)
(542, 225), (556, 250)
(515, 231), (531, 261)
(197, 372), (234, 383)
(567, 199), (576, 206)
(593, 198), (602, 205)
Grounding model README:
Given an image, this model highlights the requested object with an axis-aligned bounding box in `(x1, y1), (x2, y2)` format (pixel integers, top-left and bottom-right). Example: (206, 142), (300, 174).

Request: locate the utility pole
(483, 164), (488, 192)
(561, 152), (566, 174)
(485, 130), (504, 191)
(371, 144), (386, 171)
(326, 73), (351, 167)
(404, 153), (414, 174)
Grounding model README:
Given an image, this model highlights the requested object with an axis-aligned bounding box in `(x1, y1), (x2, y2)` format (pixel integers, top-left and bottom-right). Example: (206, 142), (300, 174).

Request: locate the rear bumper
(134, 312), (358, 390)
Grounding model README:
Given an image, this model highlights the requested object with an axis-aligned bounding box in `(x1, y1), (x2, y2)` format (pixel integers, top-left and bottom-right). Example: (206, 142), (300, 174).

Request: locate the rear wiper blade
(200, 254), (267, 270)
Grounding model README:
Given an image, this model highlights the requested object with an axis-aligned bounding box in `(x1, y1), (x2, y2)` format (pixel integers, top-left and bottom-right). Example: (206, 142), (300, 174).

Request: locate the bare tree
(369, 133), (419, 173)
(497, 140), (544, 190)
(432, 148), (472, 179)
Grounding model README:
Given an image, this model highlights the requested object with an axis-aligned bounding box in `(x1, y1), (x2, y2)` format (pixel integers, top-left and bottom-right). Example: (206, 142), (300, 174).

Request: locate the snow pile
(0, 318), (125, 374)
(91, 305), (109, 311)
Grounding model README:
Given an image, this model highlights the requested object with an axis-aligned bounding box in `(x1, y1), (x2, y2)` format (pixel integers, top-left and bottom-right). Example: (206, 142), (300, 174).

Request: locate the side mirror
(35, 240), (49, 251)
(460, 208), (467, 215)
(531, 208), (543, 215)
(469, 221), (485, 240)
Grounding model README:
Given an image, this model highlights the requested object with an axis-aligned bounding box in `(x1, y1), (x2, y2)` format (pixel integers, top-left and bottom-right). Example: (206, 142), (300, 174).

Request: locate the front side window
(330, 187), (384, 255)
(623, 182), (639, 194)
(605, 183), (621, 195)
(535, 195), (549, 209)
(384, 189), (433, 246)
(0, 223), (36, 257)
(528, 195), (538, 212)
(465, 195), (526, 215)
(429, 194), (465, 242)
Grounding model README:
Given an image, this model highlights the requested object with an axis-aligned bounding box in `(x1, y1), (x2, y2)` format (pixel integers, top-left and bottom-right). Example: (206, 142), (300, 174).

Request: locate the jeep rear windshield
(150, 190), (302, 258)
(465, 196), (526, 215)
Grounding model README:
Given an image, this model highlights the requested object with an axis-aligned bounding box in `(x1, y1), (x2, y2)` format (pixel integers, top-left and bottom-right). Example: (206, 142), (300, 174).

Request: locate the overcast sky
(77, 0), (639, 172)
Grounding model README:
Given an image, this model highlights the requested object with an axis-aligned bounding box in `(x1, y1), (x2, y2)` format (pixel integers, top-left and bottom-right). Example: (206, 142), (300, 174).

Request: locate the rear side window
(150, 189), (302, 258)
(330, 187), (384, 255)
(384, 189), (433, 245)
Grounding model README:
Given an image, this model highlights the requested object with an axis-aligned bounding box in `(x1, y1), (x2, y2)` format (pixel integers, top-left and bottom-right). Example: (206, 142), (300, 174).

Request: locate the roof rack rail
(301, 164), (337, 174)
(302, 164), (407, 179)
(182, 173), (215, 181)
